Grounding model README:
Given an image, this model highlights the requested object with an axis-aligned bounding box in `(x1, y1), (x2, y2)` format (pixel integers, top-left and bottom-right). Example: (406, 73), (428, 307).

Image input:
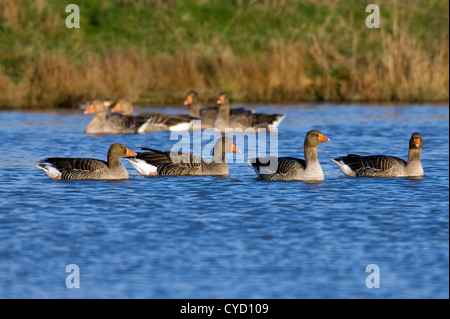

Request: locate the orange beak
(319, 134), (330, 142)
(184, 96), (192, 105)
(231, 143), (241, 153)
(111, 103), (121, 113)
(217, 96), (224, 105)
(84, 104), (95, 114)
(413, 138), (421, 147)
(126, 148), (137, 156)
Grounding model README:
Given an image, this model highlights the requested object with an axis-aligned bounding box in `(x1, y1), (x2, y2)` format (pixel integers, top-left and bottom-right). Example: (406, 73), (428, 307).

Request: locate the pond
(0, 103), (448, 298)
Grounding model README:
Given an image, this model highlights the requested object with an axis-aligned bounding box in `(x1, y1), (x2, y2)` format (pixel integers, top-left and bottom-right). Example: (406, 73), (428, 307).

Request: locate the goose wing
(42, 157), (108, 172)
(138, 113), (195, 126)
(39, 157), (109, 179)
(228, 112), (285, 129)
(334, 154), (406, 177)
(137, 148), (206, 175)
(248, 113), (286, 128)
(230, 108), (254, 116)
(107, 113), (143, 131)
(249, 156), (305, 179)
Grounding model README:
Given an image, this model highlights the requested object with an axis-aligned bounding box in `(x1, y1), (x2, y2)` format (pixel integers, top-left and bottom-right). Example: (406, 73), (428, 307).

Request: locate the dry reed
(0, 0), (448, 109)
(0, 36), (447, 109)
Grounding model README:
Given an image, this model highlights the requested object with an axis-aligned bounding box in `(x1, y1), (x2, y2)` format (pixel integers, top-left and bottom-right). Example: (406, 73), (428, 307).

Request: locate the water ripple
(0, 105), (448, 298)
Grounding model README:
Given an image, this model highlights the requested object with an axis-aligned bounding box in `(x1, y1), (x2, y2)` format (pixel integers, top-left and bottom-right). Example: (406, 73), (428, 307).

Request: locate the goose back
(126, 137), (239, 176)
(184, 91), (252, 129)
(332, 154), (407, 177)
(214, 92), (285, 132)
(85, 100), (140, 134)
(113, 99), (197, 132)
(249, 157), (306, 181)
(331, 132), (424, 177)
(36, 143), (135, 180)
(248, 130), (329, 181)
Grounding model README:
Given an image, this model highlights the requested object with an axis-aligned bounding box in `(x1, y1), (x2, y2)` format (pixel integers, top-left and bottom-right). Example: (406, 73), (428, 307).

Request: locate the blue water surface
(0, 104), (448, 298)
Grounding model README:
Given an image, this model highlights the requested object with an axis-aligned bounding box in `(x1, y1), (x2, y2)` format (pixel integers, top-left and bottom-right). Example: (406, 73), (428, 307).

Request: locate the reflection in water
(405, 176), (425, 182)
(107, 179), (128, 184)
(303, 180), (324, 186)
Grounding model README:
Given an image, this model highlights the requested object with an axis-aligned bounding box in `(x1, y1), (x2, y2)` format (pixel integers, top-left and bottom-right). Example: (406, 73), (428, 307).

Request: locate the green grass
(0, 0), (446, 59)
(2, 0), (445, 57)
(0, 0), (448, 108)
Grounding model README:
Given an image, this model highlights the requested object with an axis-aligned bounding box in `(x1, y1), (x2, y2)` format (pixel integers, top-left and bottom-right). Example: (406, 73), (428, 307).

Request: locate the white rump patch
(331, 159), (354, 176)
(137, 117), (153, 134)
(36, 164), (61, 179)
(247, 159), (261, 177)
(125, 158), (157, 175)
(271, 114), (286, 128)
(169, 121), (193, 131)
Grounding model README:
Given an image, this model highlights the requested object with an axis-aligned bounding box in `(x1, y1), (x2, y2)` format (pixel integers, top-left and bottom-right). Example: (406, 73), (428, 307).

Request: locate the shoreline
(1, 101), (448, 113)
(1, 1), (448, 110)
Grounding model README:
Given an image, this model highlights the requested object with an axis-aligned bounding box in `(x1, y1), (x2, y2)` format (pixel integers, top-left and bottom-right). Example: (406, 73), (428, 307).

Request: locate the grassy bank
(0, 0), (448, 109)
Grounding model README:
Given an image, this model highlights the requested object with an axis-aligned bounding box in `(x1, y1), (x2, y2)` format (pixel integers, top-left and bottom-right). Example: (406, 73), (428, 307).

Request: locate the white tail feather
(137, 117), (153, 134)
(36, 163), (61, 179)
(331, 158), (354, 176)
(271, 114), (286, 128)
(169, 121), (193, 131)
(125, 158), (157, 175)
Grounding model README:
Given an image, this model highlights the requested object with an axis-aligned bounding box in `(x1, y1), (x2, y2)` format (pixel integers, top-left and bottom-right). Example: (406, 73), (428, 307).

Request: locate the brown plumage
(249, 130), (330, 181)
(331, 132), (424, 177)
(36, 143), (137, 180)
(126, 137), (241, 176)
(213, 92), (286, 133)
(84, 100), (148, 134)
(184, 90), (254, 129)
(112, 99), (199, 132)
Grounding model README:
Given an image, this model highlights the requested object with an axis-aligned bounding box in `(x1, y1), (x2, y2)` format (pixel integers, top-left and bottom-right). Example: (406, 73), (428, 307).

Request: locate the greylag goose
(126, 137), (241, 176)
(78, 98), (113, 111)
(248, 130), (330, 181)
(184, 90), (254, 129)
(112, 99), (199, 132)
(36, 143), (137, 180)
(331, 132), (424, 177)
(84, 100), (148, 134)
(213, 92), (286, 133)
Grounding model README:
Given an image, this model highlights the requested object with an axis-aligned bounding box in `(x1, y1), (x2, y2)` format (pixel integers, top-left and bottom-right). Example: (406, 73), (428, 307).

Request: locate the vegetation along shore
(0, 0), (448, 110)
